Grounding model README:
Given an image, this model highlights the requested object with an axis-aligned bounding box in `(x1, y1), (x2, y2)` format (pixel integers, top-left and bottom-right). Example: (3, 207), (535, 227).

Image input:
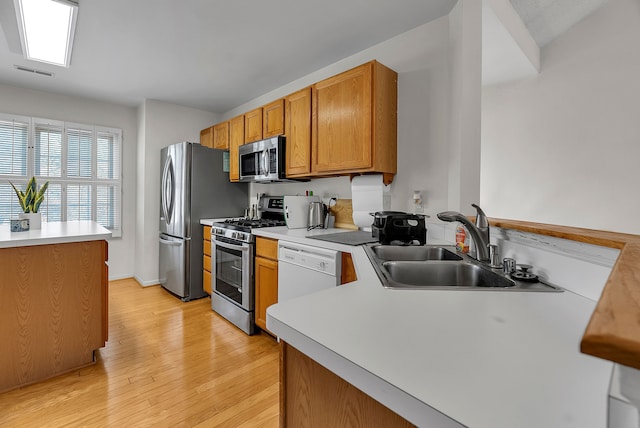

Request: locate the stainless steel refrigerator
(159, 142), (247, 301)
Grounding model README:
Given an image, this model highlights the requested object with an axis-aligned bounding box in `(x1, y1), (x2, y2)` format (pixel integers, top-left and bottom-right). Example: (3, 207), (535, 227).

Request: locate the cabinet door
(263, 99), (285, 138)
(256, 236), (278, 260)
(244, 108), (263, 143)
(200, 126), (214, 148)
(285, 87), (312, 176)
(212, 121), (230, 150)
(312, 62), (373, 172)
(229, 115), (244, 182)
(203, 263), (212, 295)
(255, 256), (278, 333)
(340, 252), (357, 284)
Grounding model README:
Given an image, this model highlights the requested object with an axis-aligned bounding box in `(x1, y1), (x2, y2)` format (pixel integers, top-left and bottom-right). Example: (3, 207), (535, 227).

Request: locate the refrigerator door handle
(159, 236), (183, 246)
(161, 156), (175, 224)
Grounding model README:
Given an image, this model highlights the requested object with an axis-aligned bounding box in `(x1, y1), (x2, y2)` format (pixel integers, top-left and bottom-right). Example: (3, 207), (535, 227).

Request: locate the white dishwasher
(278, 241), (342, 302)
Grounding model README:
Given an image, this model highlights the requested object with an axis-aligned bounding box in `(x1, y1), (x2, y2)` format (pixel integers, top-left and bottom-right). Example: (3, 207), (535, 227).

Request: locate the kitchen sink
(371, 245), (462, 261)
(364, 244), (562, 292)
(382, 261), (515, 288)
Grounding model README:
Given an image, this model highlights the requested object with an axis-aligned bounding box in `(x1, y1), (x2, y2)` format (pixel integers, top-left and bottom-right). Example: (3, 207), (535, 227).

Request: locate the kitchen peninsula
(0, 221), (111, 393)
(263, 222), (614, 428)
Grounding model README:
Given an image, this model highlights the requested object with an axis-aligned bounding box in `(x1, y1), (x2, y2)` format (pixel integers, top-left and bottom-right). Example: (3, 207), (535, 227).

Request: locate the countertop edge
(267, 313), (462, 427)
(488, 218), (640, 370)
(0, 221), (112, 248)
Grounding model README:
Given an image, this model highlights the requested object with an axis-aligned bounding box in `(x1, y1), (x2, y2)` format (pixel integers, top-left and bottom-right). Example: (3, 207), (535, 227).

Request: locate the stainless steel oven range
(210, 196), (285, 334)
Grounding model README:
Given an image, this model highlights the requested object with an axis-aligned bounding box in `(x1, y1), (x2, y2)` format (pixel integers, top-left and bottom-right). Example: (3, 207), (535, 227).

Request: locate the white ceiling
(510, 0), (607, 47)
(0, 0), (607, 114)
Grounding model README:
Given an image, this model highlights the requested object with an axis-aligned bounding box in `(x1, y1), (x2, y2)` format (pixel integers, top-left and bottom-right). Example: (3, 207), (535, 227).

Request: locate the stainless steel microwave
(239, 135), (287, 182)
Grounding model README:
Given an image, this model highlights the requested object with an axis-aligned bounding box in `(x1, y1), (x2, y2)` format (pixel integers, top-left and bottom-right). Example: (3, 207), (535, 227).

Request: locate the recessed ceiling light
(14, 0), (78, 68)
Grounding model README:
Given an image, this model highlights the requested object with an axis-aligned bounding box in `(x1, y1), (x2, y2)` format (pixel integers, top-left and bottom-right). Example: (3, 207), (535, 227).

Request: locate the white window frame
(0, 113), (122, 237)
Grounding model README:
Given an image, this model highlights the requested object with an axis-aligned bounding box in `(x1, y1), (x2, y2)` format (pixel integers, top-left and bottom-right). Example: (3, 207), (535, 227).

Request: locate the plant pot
(19, 212), (41, 230)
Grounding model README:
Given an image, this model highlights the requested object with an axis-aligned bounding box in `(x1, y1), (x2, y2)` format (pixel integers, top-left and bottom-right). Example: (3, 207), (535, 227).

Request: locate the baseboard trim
(133, 275), (160, 287)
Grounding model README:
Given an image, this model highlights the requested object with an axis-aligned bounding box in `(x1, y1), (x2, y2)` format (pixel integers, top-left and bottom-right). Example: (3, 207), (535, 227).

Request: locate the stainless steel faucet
(437, 203), (490, 262)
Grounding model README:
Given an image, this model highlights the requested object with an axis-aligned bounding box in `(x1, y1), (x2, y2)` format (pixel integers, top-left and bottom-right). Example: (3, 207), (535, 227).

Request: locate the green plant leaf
(9, 177), (49, 213)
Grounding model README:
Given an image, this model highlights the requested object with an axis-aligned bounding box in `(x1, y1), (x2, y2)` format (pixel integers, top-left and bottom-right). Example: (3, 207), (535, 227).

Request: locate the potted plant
(10, 177), (49, 229)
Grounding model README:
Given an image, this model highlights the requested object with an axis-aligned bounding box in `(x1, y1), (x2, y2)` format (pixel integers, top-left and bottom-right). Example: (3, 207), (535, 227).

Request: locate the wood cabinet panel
(200, 126), (214, 148)
(285, 87), (312, 176)
(203, 268), (212, 295)
(203, 236), (211, 257)
(244, 108), (263, 143)
(212, 121), (230, 150)
(311, 60), (397, 182)
(229, 115), (244, 182)
(0, 241), (107, 393)
(340, 252), (357, 284)
(255, 237), (278, 335)
(263, 98), (285, 138)
(281, 342), (414, 427)
(255, 256), (278, 333)
(203, 225), (212, 295)
(313, 63), (372, 172)
(203, 254), (211, 273)
(256, 236), (278, 260)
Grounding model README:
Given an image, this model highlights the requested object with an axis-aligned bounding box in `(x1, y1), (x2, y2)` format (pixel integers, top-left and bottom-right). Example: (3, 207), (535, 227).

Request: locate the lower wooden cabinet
(280, 342), (414, 427)
(0, 240), (108, 393)
(203, 225), (212, 295)
(341, 252), (357, 284)
(255, 236), (278, 335)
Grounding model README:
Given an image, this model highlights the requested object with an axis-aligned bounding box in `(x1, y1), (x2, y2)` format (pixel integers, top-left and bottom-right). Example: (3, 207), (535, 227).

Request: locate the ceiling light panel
(15, 0), (78, 67)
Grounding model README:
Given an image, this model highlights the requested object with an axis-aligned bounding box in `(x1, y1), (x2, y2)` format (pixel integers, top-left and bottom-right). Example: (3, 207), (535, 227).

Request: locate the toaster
(371, 211), (427, 245)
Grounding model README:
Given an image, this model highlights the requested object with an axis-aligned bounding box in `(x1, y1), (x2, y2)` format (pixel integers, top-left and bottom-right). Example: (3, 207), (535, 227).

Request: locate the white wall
(447, 0), (483, 214)
(0, 83), (137, 279)
(481, 0), (640, 234)
(229, 13), (481, 220)
(134, 100), (218, 285)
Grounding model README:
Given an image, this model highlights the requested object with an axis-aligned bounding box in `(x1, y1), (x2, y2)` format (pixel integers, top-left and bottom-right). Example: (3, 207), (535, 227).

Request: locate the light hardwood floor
(0, 278), (280, 427)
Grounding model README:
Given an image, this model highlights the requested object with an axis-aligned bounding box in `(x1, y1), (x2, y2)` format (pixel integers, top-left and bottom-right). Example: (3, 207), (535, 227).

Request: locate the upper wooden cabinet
(200, 126), (214, 148)
(312, 60), (397, 182)
(285, 87), (312, 177)
(212, 121), (230, 150)
(263, 98), (285, 138)
(244, 107), (263, 143)
(203, 60), (397, 183)
(229, 115), (244, 182)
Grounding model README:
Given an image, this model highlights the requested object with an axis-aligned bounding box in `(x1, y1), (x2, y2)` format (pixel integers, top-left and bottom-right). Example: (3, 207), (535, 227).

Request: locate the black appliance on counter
(371, 211), (427, 245)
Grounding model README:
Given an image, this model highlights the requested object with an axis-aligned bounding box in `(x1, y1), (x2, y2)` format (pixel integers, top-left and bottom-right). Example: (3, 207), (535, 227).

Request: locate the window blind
(67, 127), (92, 178)
(35, 124), (63, 177)
(0, 114), (122, 237)
(0, 118), (28, 176)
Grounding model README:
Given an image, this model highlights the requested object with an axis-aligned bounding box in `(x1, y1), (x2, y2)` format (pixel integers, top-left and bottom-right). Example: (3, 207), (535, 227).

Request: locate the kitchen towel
(351, 174), (390, 231)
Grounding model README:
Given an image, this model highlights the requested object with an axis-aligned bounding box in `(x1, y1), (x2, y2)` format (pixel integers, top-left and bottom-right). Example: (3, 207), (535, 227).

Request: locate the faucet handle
(488, 244), (501, 268)
(471, 203), (489, 228)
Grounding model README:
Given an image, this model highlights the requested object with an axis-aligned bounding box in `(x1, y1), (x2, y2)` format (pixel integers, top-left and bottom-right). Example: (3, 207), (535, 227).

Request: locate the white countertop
(263, 228), (613, 428)
(0, 220), (112, 248)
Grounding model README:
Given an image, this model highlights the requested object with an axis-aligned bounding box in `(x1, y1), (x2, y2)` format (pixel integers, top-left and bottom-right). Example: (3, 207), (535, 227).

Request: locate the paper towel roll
(351, 174), (390, 230)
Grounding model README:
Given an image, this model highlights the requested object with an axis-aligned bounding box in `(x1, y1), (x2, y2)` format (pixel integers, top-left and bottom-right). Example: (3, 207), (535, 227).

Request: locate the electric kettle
(307, 201), (328, 230)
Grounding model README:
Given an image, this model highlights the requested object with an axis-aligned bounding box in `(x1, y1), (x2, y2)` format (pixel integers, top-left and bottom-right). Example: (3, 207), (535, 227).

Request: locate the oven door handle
(213, 238), (249, 253)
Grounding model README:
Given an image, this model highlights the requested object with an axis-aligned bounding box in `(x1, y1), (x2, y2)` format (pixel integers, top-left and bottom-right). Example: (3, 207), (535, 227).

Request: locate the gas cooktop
(218, 218), (285, 230)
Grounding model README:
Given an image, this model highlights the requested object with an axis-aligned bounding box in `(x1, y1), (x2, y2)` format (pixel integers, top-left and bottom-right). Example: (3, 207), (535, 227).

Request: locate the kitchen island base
(280, 342), (414, 427)
(0, 240), (108, 393)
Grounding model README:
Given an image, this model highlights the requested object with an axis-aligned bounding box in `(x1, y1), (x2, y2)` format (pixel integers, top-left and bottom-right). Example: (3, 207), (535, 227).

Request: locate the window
(0, 113), (122, 237)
